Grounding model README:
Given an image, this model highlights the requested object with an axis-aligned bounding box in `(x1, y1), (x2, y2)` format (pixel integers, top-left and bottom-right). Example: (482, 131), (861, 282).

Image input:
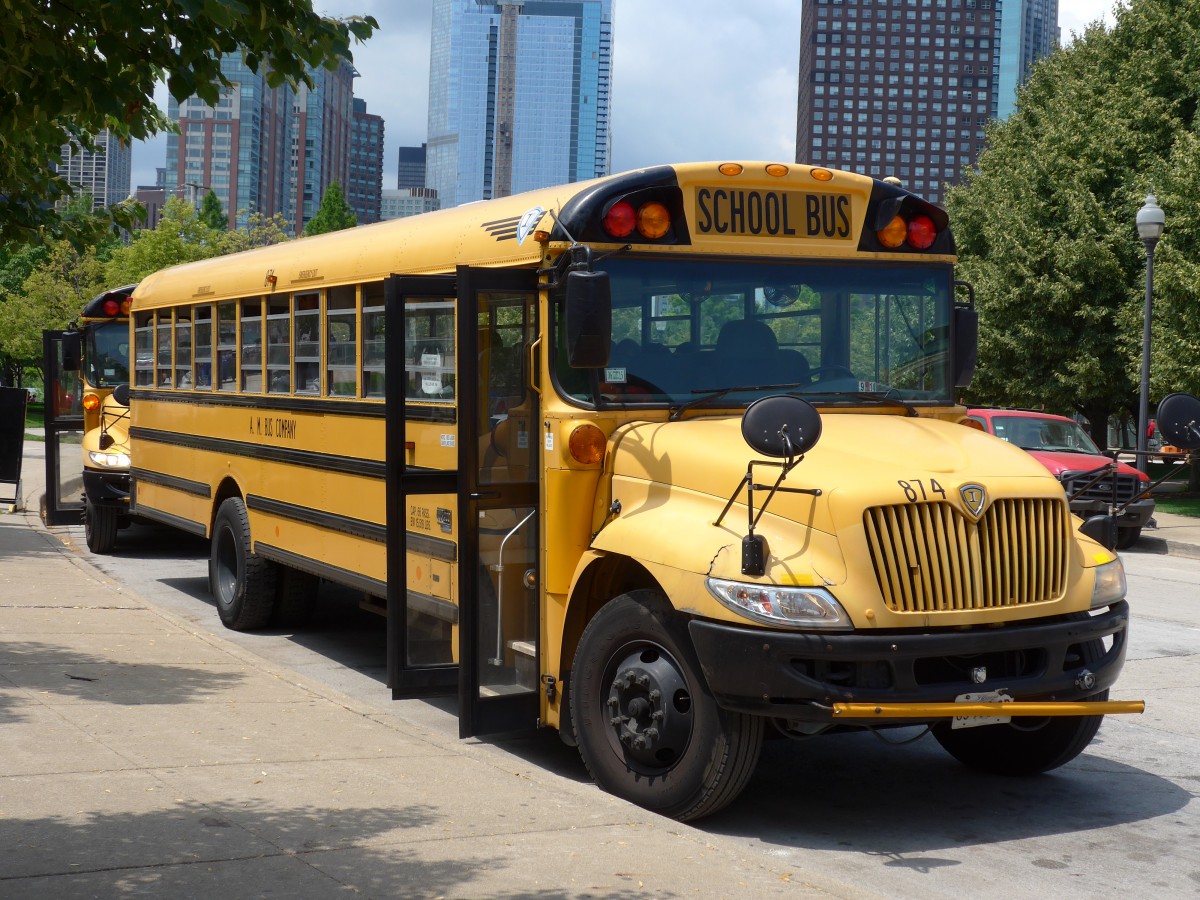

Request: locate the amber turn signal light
(568, 424), (606, 465)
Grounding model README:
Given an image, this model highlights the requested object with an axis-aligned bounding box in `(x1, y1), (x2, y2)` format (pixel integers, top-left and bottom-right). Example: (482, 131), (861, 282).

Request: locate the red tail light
(602, 201), (636, 238)
(907, 215), (937, 249)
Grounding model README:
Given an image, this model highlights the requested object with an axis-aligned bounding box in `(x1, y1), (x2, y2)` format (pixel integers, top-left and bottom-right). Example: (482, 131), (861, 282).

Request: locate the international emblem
(960, 483), (987, 518)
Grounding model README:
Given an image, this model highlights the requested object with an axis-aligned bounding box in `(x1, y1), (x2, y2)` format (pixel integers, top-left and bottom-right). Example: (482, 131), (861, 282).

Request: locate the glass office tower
(426, 0), (613, 209)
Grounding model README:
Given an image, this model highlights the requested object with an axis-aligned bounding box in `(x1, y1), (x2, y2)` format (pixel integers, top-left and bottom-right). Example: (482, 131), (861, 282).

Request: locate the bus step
(509, 639), (537, 690)
(359, 593), (386, 617)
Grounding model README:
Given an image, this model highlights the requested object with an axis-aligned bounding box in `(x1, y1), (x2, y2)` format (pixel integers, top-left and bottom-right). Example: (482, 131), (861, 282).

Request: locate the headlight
(706, 577), (852, 630)
(1090, 558), (1127, 609)
(87, 451), (130, 469)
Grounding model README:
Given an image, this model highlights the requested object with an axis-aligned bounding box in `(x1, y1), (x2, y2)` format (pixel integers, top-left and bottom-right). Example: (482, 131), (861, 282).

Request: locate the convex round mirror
(741, 395), (822, 458)
(112, 383), (130, 407)
(1156, 392), (1200, 450)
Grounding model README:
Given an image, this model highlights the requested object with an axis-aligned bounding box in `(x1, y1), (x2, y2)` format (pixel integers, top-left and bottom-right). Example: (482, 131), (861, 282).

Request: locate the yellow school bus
(126, 162), (1141, 820)
(73, 286), (136, 551)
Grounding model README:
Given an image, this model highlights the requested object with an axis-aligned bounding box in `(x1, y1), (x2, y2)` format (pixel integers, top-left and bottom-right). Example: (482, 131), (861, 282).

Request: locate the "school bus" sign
(694, 188), (853, 240)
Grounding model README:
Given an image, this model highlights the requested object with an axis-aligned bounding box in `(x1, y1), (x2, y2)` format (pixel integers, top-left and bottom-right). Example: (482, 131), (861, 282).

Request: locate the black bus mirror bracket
(565, 268), (612, 368)
(61, 331), (82, 372)
(952, 282), (978, 389)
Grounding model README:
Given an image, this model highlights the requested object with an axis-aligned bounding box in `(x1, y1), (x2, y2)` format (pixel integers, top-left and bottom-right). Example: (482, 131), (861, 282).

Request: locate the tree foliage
(103, 198), (227, 287)
(0, 241), (107, 369)
(0, 1), (376, 248)
(197, 190), (229, 232)
(946, 0), (1200, 437)
(303, 181), (358, 236)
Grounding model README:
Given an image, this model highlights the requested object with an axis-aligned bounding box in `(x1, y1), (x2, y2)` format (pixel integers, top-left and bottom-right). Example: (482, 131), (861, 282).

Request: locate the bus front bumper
(83, 469), (130, 508)
(687, 601), (1131, 723)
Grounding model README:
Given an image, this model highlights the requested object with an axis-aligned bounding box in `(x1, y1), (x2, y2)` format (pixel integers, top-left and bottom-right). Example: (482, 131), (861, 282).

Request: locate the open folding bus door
(385, 267), (541, 738)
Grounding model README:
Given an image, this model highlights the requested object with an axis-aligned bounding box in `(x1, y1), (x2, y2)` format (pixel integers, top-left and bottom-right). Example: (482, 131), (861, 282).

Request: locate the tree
(945, 0), (1200, 442)
(303, 182), (358, 236)
(225, 211), (294, 251)
(197, 191), (229, 232)
(0, 2), (376, 248)
(103, 198), (227, 287)
(0, 242), (107, 381)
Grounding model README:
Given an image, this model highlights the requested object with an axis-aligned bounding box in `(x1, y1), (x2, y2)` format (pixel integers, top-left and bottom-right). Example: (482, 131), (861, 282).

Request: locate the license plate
(952, 690), (1013, 729)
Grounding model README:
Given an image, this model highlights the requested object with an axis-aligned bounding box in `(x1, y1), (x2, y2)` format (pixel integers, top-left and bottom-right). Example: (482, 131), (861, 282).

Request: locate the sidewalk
(1, 442), (834, 899)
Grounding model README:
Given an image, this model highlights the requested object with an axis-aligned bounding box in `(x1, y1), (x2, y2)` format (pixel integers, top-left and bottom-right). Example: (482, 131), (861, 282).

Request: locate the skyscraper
(795, 0), (1000, 204)
(993, 0), (1058, 120)
(290, 62), (356, 232)
(426, 0), (613, 209)
(166, 54), (360, 233)
(348, 97), (385, 224)
(55, 129), (132, 211)
(166, 53), (292, 230)
(397, 145), (428, 190)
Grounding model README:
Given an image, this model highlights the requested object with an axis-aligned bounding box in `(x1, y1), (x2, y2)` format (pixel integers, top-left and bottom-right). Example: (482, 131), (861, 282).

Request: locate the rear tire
(570, 590), (763, 821)
(83, 500), (118, 554)
(209, 497), (277, 630)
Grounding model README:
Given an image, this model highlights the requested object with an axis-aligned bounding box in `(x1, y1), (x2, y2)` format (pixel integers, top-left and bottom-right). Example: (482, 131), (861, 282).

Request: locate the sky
(129, 0), (1123, 193)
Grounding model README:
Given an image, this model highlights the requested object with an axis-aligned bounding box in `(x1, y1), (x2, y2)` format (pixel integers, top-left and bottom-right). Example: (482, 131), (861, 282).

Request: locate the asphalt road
(34, 506), (1197, 900)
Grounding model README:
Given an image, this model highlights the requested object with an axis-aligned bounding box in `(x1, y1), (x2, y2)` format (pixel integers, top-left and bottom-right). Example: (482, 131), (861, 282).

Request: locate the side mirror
(112, 383), (130, 407)
(564, 270), (611, 368)
(741, 395), (823, 458)
(1080, 514), (1118, 551)
(61, 332), (82, 372)
(952, 305), (978, 388)
(1156, 392), (1200, 450)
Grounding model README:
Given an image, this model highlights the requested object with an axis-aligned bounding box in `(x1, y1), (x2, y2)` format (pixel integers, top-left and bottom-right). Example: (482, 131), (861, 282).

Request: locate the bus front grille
(863, 498), (1069, 613)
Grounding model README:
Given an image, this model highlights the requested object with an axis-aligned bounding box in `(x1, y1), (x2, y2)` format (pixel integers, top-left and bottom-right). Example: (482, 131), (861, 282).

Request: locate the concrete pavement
(3, 437), (1198, 899)
(1, 442), (845, 899)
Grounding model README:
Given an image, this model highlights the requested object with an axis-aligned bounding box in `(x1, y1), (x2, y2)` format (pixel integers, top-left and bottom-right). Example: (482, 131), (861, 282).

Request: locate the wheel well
(560, 555), (661, 678)
(210, 477), (243, 536)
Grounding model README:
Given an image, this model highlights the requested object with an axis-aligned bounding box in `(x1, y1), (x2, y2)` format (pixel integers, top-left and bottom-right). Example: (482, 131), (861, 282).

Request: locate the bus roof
(131, 162), (951, 311)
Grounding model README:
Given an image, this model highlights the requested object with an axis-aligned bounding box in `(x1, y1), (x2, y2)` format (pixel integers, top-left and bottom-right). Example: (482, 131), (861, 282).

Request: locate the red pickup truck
(967, 408), (1153, 550)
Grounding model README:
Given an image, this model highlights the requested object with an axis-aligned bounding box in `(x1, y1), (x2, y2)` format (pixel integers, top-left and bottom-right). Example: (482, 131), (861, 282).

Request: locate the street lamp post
(1135, 192), (1165, 474)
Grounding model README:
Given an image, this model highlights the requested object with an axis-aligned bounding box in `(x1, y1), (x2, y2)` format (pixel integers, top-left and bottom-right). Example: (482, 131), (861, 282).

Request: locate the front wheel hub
(604, 645), (693, 769)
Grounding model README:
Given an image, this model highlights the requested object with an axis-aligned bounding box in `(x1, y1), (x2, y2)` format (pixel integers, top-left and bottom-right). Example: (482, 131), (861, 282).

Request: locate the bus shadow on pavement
(700, 726), (1190, 853)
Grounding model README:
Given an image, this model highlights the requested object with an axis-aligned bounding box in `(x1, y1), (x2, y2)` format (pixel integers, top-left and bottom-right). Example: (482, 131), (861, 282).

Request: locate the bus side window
(240, 298), (263, 393)
(193, 305), (213, 389)
(362, 281), (385, 399)
(266, 297), (290, 394)
(156, 311), (173, 388)
(134, 313), (154, 388)
(174, 309), (192, 389)
(217, 301), (238, 392)
(327, 284), (357, 398)
(295, 292), (320, 394)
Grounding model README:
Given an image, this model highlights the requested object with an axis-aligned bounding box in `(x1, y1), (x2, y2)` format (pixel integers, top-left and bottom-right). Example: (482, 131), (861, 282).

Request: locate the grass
(1154, 496), (1200, 517)
(23, 403), (44, 441)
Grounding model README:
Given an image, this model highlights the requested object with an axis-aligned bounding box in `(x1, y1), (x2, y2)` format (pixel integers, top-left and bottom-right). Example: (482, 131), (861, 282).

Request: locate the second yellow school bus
(127, 162), (1141, 820)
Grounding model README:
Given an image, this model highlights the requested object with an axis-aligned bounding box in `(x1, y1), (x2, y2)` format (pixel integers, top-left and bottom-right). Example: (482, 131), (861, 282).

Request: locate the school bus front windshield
(554, 257), (954, 410)
(85, 321), (131, 388)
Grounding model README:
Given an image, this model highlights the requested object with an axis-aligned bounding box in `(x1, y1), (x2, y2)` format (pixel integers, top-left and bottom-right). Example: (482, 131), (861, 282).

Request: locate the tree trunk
(1079, 402), (1114, 454)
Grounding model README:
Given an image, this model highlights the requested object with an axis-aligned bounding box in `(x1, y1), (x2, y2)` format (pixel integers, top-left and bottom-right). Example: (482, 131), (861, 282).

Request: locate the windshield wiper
(668, 382), (811, 421)
(799, 391), (918, 417)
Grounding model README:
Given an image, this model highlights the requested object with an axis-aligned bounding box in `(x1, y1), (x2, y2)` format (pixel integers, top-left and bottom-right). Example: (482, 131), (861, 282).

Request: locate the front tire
(83, 499), (118, 554)
(209, 497), (277, 630)
(933, 634), (1108, 775)
(570, 590), (763, 821)
(1115, 526), (1142, 550)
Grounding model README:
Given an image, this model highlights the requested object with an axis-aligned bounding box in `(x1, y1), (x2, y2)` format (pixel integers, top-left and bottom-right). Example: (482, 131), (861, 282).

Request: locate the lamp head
(1136, 192), (1165, 243)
